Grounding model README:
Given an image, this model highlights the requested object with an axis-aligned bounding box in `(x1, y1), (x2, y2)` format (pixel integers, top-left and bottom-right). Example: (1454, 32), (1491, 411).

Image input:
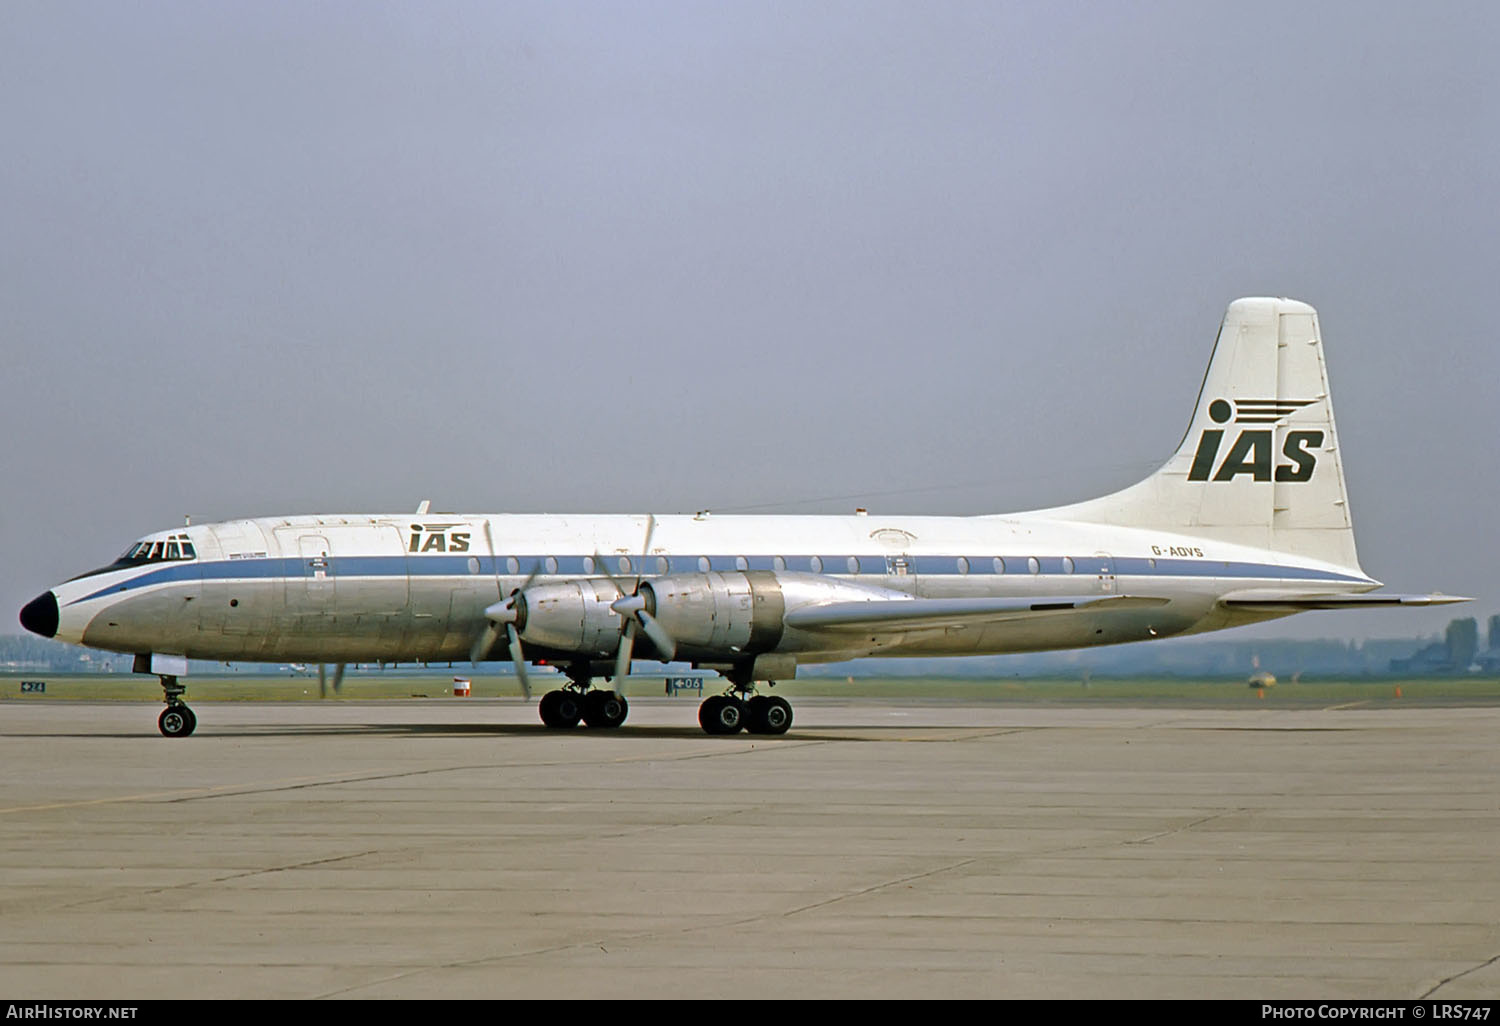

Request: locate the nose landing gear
(157, 675), (196, 738)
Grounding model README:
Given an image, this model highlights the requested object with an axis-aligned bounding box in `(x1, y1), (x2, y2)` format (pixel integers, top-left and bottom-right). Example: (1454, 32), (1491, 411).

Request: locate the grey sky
(3, 1), (1496, 644)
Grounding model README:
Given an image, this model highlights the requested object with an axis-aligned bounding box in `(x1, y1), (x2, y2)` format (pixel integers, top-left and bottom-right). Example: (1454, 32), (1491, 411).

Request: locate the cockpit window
(113, 533), (198, 567)
(66, 533), (199, 583)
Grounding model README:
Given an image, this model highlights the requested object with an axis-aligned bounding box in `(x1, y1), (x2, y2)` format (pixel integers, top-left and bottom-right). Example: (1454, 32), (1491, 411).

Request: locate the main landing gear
(157, 675), (196, 738)
(699, 687), (792, 736)
(538, 666), (628, 730)
(538, 687), (629, 729)
(534, 666), (794, 736)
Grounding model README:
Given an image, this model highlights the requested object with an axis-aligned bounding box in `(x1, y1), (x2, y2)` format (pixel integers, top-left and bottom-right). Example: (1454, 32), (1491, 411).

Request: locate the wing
(783, 593), (1169, 634)
(1219, 589), (1470, 611)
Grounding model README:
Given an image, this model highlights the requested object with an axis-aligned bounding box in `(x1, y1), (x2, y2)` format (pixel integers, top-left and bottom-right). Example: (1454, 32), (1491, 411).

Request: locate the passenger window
(773, 556), (786, 572)
(544, 556), (558, 574)
(735, 556), (749, 571)
(1063, 556), (1075, 574)
(1027, 557), (1040, 575)
(957, 556), (969, 575)
(993, 557), (1006, 574)
(847, 556), (860, 574)
(809, 556), (823, 573)
(698, 557), (711, 573)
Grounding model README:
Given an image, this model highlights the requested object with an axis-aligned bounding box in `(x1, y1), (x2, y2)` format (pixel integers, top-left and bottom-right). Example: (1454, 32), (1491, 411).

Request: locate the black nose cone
(20, 592), (58, 638)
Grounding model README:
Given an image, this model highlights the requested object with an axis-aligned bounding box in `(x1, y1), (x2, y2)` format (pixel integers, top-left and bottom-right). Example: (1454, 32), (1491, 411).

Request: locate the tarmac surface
(2, 696), (1498, 1000)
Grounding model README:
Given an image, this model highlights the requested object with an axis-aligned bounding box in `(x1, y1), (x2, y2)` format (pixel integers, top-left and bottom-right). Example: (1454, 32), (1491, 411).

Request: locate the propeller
(318, 662), (346, 698)
(596, 515), (676, 687)
(471, 563), (542, 699)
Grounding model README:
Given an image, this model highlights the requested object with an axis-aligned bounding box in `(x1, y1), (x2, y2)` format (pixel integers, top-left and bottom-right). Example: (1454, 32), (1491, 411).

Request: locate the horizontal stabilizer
(785, 594), (1169, 634)
(1220, 589), (1470, 611)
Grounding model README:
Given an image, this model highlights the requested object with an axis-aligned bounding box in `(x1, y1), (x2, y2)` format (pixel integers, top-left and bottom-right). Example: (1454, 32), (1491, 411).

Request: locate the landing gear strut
(157, 675), (196, 738)
(699, 682), (792, 736)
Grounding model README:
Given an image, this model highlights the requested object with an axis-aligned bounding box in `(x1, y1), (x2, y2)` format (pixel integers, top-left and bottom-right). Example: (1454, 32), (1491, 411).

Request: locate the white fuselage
(47, 510), (1377, 670)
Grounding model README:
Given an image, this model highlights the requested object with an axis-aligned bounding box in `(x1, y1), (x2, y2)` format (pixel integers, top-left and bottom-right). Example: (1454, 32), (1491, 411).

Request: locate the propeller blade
(593, 551), (630, 596)
(331, 662), (346, 694)
(600, 516), (666, 692)
(637, 610), (676, 662)
(505, 622), (532, 700)
(614, 618), (638, 685)
(318, 663), (327, 698)
(634, 513), (656, 591)
(470, 622), (501, 665)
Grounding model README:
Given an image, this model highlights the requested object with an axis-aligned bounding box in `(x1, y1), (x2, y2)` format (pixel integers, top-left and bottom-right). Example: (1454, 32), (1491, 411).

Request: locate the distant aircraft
(20, 298), (1465, 737)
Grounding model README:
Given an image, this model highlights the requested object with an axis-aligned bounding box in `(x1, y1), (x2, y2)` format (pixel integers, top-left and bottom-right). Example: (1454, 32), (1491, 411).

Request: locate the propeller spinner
(596, 515), (676, 688)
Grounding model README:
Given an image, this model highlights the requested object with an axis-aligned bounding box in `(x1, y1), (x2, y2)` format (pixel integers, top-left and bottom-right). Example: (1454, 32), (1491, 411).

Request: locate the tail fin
(1045, 297), (1361, 570)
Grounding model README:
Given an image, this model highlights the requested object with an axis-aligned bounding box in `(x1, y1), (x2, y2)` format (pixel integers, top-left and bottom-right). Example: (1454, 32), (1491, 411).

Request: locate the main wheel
(699, 695), (746, 735)
(746, 695), (792, 735)
(582, 690), (628, 729)
(539, 690), (584, 729)
(158, 704), (196, 738)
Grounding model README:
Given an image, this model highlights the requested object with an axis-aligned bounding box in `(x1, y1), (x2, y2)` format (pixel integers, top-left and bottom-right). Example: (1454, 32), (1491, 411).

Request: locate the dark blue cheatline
(64, 552), (1371, 607)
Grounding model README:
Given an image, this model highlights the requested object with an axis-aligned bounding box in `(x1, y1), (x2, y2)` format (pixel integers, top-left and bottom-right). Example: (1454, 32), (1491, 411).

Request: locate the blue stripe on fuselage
(64, 552), (1371, 606)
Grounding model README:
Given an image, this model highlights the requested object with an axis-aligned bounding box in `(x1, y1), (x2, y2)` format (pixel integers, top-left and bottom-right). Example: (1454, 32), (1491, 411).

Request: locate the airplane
(19, 297), (1465, 738)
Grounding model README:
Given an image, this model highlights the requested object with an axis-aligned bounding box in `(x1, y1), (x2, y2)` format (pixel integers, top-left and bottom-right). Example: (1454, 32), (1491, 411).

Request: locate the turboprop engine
(506, 577), (630, 658)
(510, 569), (911, 667)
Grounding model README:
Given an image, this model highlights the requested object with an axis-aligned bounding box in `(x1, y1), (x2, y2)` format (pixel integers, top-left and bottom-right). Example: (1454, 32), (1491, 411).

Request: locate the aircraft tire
(582, 690), (628, 729)
(746, 695), (792, 736)
(539, 690), (584, 729)
(699, 695), (745, 735)
(158, 705), (196, 738)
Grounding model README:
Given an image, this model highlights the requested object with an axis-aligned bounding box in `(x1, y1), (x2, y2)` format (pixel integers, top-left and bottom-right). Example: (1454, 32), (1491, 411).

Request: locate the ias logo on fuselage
(409, 524), (471, 553)
(1188, 398), (1323, 483)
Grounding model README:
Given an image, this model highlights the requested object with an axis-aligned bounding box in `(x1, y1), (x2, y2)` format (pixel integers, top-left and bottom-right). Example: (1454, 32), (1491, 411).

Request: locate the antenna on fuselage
(415, 500), (431, 515)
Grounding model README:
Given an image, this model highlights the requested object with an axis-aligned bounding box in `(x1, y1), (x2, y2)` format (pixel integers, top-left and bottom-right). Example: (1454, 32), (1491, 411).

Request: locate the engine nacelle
(512, 570), (911, 665)
(639, 571), (785, 658)
(512, 578), (625, 658)
(641, 570), (910, 660)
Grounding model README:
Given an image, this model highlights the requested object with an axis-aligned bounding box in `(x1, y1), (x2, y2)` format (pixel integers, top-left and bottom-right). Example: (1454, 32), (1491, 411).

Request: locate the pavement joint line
(779, 858), (983, 918)
(0, 774), (380, 816)
(1419, 950), (1500, 999)
(0, 738), (817, 815)
(1124, 807), (1245, 845)
(312, 857), (991, 997)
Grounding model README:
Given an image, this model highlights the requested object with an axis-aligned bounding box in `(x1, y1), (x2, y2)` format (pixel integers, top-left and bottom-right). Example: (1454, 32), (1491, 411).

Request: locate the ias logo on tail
(1187, 398), (1323, 482)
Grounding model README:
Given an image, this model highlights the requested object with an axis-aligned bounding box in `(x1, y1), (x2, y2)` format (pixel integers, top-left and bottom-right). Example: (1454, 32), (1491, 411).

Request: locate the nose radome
(19, 592), (59, 638)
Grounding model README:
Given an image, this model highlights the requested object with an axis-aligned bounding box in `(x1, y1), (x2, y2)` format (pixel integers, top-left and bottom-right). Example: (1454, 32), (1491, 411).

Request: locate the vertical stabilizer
(1042, 298), (1360, 569)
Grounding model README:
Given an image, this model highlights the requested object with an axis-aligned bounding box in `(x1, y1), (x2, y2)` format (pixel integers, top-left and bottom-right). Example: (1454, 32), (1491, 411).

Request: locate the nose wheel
(158, 704), (197, 737)
(156, 674), (196, 737)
